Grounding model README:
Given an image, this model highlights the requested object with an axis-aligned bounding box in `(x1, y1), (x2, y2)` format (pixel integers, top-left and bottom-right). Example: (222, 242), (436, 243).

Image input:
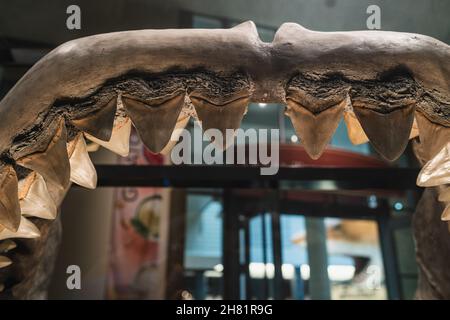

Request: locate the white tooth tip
(69, 135), (98, 189)
(0, 217), (41, 240)
(416, 142), (450, 187)
(85, 116), (131, 157)
(441, 204), (450, 221)
(20, 173), (57, 220)
(0, 256), (12, 268)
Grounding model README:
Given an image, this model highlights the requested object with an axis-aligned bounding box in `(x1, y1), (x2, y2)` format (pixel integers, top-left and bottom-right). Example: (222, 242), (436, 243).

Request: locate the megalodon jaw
(0, 21), (449, 299)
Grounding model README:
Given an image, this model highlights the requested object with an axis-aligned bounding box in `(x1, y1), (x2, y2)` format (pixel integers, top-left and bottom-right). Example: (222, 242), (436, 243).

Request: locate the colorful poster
(106, 130), (169, 299)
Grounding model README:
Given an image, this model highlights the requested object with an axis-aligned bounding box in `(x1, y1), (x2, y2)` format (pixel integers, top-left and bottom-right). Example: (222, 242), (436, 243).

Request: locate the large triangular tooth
(417, 142), (450, 187)
(16, 119), (70, 201)
(123, 94), (185, 153)
(0, 239), (16, 253)
(71, 97), (117, 142)
(0, 216), (40, 241)
(68, 134), (97, 189)
(353, 104), (415, 161)
(0, 256), (12, 268)
(19, 173), (57, 220)
(0, 164), (21, 232)
(286, 99), (345, 160)
(160, 114), (190, 155)
(416, 112), (450, 162)
(189, 96), (249, 150)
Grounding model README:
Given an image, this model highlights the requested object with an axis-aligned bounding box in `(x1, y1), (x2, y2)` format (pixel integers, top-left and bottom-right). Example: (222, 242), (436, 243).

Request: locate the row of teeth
(0, 92), (449, 286)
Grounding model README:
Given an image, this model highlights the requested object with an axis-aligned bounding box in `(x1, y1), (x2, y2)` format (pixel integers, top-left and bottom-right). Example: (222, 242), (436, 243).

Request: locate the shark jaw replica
(0, 21), (449, 299)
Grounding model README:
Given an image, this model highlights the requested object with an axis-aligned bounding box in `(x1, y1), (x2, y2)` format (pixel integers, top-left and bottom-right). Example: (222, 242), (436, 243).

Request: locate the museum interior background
(0, 0), (449, 300)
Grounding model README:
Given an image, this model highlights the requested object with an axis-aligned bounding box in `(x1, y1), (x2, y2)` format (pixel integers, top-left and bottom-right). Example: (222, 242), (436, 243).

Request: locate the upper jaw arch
(0, 20), (448, 160)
